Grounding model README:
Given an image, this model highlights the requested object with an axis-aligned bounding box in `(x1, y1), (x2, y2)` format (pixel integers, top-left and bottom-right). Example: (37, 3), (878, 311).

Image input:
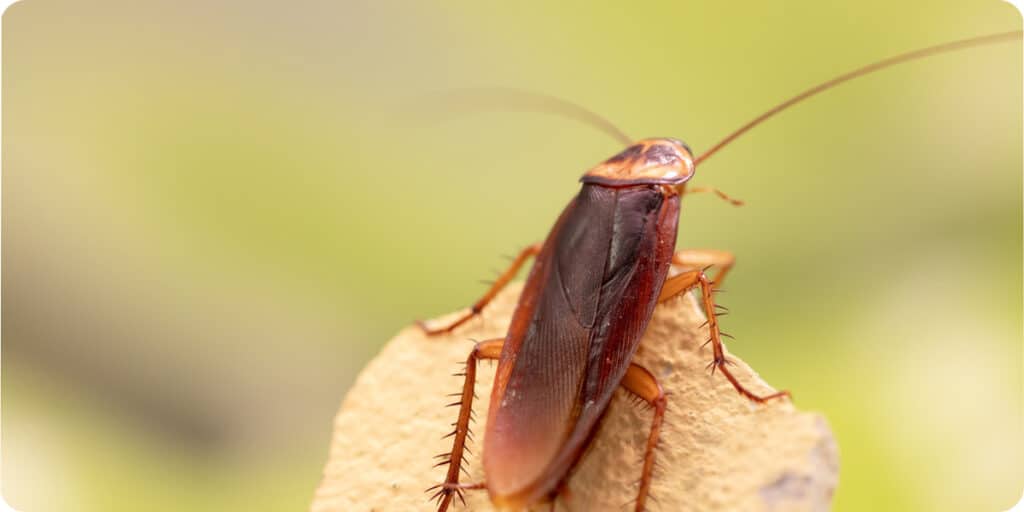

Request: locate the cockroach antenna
(424, 86), (632, 145)
(694, 30), (1023, 166)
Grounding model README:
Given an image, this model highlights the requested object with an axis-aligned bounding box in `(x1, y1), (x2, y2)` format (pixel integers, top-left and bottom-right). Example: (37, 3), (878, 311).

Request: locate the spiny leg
(429, 339), (503, 511)
(619, 363), (667, 512)
(658, 269), (789, 403)
(671, 248), (735, 287)
(419, 243), (541, 335)
(427, 482), (486, 510)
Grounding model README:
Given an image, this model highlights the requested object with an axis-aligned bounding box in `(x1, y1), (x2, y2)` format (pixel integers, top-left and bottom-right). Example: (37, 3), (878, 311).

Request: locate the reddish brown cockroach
(419, 31), (1021, 511)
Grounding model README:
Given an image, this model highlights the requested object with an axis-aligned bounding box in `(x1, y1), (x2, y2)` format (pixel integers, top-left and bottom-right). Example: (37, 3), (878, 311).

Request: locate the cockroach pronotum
(417, 31), (1021, 511)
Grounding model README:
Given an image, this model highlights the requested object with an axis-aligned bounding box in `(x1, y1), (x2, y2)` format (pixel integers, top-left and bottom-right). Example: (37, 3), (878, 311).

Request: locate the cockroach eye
(666, 138), (693, 156)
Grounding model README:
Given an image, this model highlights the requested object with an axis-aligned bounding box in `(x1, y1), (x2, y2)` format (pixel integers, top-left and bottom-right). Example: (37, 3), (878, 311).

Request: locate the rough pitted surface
(312, 283), (838, 511)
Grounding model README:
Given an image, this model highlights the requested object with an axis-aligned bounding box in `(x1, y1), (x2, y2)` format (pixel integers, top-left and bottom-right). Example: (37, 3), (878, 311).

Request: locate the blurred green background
(2, 1), (1020, 511)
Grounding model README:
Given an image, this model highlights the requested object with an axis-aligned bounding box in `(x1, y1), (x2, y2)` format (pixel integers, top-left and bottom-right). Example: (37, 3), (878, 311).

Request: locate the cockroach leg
(418, 243), (541, 336)
(619, 362), (667, 512)
(683, 185), (745, 207)
(657, 268), (702, 303)
(671, 248), (735, 287)
(545, 479), (572, 512)
(431, 338), (503, 511)
(426, 481), (486, 497)
(658, 269), (790, 403)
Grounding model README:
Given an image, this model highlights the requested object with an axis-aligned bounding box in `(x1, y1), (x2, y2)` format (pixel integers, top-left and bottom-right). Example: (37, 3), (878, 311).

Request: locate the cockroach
(418, 31), (1021, 511)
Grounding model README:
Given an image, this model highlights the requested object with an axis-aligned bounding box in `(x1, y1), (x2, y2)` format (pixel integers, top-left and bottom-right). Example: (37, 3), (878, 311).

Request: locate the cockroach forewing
(482, 183), (680, 507)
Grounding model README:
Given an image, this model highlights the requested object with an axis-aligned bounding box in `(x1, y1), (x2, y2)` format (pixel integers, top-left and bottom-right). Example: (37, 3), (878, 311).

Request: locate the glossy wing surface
(483, 185), (615, 500)
(483, 185), (679, 506)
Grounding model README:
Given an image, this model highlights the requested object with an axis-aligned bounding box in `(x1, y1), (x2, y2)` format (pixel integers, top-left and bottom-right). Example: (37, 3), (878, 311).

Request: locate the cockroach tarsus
(416, 30), (1022, 512)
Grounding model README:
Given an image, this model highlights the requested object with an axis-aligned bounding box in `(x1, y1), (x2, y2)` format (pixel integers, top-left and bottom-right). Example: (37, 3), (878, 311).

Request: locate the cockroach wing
(551, 185), (679, 479)
(483, 184), (679, 507)
(483, 185), (613, 503)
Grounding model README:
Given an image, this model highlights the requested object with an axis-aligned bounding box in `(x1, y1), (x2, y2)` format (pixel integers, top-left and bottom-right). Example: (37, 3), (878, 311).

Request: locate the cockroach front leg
(418, 243), (541, 336)
(659, 269), (789, 403)
(683, 185), (745, 207)
(429, 338), (503, 511)
(620, 363), (667, 512)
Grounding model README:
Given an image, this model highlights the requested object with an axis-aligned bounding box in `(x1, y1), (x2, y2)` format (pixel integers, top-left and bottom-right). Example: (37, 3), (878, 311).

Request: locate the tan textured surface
(312, 283), (838, 511)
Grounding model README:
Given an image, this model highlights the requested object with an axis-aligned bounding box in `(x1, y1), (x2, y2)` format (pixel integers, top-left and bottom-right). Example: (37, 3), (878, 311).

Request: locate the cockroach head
(581, 138), (695, 187)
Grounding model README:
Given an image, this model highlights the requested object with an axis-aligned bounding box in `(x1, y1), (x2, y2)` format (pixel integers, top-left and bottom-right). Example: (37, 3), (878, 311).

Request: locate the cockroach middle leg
(619, 362), (667, 512)
(671, 248), (735, 287)
(658, 269), (789, 403)
(418, 243), (541, 336)
(429, 338), (503, 511)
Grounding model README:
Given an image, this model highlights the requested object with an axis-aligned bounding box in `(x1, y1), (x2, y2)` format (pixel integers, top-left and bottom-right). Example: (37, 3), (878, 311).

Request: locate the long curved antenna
(422, 87), (632, 146)
(694, 30), (1022, 166)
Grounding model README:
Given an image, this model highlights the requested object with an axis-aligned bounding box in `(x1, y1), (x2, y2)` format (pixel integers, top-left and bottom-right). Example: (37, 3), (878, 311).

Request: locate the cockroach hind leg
(427, 481), (486, 511)
(417, 243), (540, 336)
(619, 363), (668, 512)
(431, 339), (503, 512)
(556, 479), (573, 509)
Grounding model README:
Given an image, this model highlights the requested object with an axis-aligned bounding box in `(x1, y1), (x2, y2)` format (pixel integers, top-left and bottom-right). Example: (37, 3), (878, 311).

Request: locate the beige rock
(312, 283), (838, 511)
